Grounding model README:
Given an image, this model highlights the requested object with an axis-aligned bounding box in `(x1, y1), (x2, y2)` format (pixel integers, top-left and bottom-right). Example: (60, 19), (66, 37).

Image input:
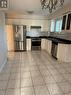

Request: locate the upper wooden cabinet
(66, 13), (71, 30)
(62, 15), (67, 30)
(62, 13), (71, 30)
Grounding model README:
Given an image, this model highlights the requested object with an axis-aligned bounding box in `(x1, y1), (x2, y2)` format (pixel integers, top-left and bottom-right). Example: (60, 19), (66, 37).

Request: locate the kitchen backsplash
(26, 31), (71, 40)
(50, 31), (71, 41)
(26, 31), (48, 37)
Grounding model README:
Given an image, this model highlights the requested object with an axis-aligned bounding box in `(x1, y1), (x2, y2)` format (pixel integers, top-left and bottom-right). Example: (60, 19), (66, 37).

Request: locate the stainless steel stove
(31, 38), (41, 50)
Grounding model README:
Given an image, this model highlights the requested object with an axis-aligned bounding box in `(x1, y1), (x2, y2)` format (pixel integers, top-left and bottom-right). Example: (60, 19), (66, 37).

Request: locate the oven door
(31, 38), (41, 50)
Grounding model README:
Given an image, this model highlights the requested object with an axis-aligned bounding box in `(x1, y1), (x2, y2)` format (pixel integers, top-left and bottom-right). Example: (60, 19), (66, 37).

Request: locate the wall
(6, 25), (14, 51)
(6, 15), (49, 31)
(0, 12), (7, 71)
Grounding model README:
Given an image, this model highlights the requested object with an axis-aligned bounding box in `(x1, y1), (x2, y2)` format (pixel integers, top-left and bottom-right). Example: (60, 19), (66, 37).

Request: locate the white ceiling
(6, 0), (71, 16)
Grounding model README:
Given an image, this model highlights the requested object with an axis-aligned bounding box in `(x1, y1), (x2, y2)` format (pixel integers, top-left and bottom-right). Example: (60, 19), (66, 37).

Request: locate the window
(50, 18), (62, 32)
(55, 19), (62, 32)
(50, 20), (55, 32)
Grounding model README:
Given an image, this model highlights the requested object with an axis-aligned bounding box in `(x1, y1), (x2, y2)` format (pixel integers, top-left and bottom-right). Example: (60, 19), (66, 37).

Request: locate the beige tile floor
(0, 51), (71, 95)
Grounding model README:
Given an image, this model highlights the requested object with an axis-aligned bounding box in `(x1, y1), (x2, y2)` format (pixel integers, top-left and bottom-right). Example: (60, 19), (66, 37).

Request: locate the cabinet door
(41, 39), (46, 50)
(26, 39), (31, 51)
(47, 40), (52, 54)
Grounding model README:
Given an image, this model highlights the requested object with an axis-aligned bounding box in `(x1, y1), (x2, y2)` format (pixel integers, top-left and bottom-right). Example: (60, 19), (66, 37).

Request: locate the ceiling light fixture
(0, 0), (7, 8)
(40, 0), (64, 13)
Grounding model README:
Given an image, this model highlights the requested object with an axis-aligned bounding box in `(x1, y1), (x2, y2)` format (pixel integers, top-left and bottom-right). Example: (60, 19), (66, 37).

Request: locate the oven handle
(32, 40), (41, 41)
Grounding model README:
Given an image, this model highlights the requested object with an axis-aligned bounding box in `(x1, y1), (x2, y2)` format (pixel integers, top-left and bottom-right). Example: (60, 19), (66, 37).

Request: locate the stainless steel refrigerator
(13, 25), (26, 51)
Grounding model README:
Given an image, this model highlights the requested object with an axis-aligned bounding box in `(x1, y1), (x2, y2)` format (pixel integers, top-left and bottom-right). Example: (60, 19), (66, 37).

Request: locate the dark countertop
(26, 36), (71, 44)
(47, 36), (71, 44)
(26, 36), (47, 39)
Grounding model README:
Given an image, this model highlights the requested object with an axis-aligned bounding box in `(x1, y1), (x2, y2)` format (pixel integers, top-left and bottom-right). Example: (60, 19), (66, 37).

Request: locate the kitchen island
(46, 36), (71, 62)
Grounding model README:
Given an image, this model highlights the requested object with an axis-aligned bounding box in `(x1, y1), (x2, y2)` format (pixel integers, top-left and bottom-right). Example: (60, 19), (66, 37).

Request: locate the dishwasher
(51, 41), (58, 59)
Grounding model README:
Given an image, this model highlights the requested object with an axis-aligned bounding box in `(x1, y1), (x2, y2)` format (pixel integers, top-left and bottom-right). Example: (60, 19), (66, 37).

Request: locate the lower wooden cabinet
(41, 39), (46, 50)
(47, 40), (52, 54)
(41, 39), (52, 54)
(26, 39), (31, 51)
(57, 44), (71, 62)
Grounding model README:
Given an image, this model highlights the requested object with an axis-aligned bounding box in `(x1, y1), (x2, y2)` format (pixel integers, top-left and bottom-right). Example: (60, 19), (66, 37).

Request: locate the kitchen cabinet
(26, 39), (31, 51)
(45, 39), (52, 54)
(41, 39), (52, 55)
(41, 39), (47, 50)
(45, 39), (48, 52)
(57, 44), (71, 62)
(47, 39), (52, 54)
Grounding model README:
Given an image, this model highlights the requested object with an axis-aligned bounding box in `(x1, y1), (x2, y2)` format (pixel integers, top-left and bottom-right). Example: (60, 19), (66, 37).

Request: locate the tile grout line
(37, 52), (65, 95)
(37, 65), (51, 95)
(20, 60), (21, 95)
(53, 62), (71, 87)
(46, 65), (65, 95)
(28, 53), (36, 95)
(41, 51), (66, 95)
(36, 52), (53, 95)
(43, 50), (71, 94)
(3, 51), (71, 95)
(30, 70), (36, 95)
(4, 63), (12, 95)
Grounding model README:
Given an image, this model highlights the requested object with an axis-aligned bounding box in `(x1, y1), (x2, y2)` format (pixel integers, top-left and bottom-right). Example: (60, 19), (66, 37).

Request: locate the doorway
(6, 25), (15, 52)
